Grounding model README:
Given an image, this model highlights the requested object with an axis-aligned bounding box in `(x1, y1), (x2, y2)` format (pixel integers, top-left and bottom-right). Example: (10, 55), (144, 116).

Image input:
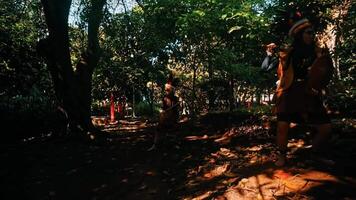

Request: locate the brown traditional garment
(275, 46), (333, 124)
(159, 95), (179, 129)
(276, 81), (330, 124)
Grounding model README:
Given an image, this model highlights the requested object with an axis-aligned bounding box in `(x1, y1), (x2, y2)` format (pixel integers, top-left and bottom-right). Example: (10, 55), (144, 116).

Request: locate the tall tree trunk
(40, 0), (81, 126)
(75, 0), (105, 130)
(41, 0), (105, 132)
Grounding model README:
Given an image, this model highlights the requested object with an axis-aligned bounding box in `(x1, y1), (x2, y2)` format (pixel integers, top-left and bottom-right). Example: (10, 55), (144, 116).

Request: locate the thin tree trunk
(192, 67), (197, 115)
(208, 64), (214, 111)
(256, 88), (262, 105)
(229, 75), (235, 111)
(150, 83), (154, 115)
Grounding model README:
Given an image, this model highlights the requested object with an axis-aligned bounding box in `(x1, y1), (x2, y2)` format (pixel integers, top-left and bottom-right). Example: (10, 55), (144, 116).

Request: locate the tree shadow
(17, 113), (356, 199)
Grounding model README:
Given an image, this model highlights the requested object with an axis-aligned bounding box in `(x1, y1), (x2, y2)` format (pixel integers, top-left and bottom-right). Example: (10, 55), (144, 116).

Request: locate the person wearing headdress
(262, 11), (334, 166)
(148, 74), (179, 151)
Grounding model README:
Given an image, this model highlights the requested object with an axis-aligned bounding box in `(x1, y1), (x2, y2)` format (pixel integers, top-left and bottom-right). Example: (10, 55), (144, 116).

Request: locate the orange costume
(275, 46), (333, 123)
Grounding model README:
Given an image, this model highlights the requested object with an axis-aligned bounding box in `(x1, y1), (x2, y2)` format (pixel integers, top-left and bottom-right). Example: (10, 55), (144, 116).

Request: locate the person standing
(148, 74), (179, 151)
(263, 12), (334, 166)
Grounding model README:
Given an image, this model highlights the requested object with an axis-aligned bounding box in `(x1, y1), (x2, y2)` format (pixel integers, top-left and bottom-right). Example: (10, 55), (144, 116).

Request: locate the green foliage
(336, 2), (355, 88)
(0, 0), (55, 109)
(0, 88), (58, 139)
(0, 0), (49, 95)
(135, 101), (160, 116)
(0, 0), (354, 121)
(91, 3), (171, 103)
(326, 89), (355, 117)
(238, 104), (273, 116)
(0, 0), (57, 140)
(324, 2), (355, 116)
(0, 89), (55, 118)
(266, 0), (338, 42)
(91, 99), (108, 116)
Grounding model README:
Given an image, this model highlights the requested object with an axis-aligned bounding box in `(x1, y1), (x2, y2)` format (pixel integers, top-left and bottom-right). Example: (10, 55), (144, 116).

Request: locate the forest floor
(2, 112), (356, 200)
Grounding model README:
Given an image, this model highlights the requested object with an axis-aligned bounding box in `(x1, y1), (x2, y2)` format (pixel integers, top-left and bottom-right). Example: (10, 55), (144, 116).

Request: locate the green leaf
(228, 26), (242, 33)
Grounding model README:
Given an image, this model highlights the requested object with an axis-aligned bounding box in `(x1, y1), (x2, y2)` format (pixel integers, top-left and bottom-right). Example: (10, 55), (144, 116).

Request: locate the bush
(0, 92), (58, 141)
(135, 101), (160, 117)
(237, 104), (273, 116)
(91, 100), (109, 116)
(325, 86), (355, 117)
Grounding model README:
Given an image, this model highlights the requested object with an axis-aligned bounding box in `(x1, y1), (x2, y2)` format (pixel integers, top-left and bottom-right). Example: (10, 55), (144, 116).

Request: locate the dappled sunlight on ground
(185, 134), (209, 141)
(92, 116), (157, 134)
(8, 115), (354, 199)
(218, 168), (342, 199)
(183, 165), (355, 200)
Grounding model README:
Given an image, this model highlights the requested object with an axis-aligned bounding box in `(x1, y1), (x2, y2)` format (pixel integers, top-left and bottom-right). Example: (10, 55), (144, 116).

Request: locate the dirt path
(3, 115), (356, 199)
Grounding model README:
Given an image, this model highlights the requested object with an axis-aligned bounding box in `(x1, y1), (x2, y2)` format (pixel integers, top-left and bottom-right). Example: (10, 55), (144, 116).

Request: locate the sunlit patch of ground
(216, 168), (343, 200)
(171, 117), (356, 200)
(10, 115), (356, 199)
(92, 116), (156, 133)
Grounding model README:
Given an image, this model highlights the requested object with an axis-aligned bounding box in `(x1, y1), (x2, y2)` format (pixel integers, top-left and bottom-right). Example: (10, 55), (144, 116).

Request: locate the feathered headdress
(287, 11), (312, 37)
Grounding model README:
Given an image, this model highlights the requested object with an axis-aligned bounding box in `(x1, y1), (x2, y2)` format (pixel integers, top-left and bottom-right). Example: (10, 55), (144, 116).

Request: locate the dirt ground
(2, 113), (356, 200)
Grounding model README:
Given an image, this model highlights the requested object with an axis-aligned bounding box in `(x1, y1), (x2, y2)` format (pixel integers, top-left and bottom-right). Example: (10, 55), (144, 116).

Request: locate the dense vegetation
(0, 0), (354, 139)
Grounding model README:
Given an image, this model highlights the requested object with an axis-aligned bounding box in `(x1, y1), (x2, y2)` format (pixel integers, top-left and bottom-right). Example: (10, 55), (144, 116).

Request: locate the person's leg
(308, 123), (335, 165)
(277, 121), (290, 151)
(148, 125), (162, 151)
(148, 112), (166, 151)
(275, 121), (290, 166)
(312, 123), (332, 152)
(148, 122), (169, 151)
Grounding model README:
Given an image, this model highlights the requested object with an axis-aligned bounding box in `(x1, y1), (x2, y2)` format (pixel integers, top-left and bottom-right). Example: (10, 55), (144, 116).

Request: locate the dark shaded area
(0, 107), (68, 142)
(1, 112), (355, 199)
